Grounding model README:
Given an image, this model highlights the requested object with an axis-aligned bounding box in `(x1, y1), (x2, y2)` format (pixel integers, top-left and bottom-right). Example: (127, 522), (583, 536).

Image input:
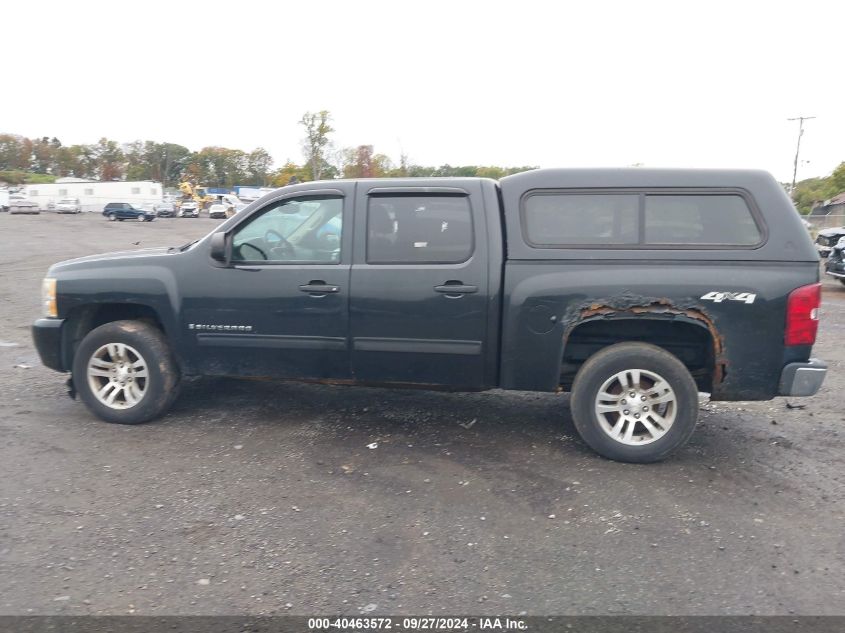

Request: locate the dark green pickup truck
(32, 168), (825, 462)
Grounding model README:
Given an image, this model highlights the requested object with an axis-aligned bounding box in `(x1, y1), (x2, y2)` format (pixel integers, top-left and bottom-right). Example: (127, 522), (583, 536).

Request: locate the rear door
(349, 183), (490, 388)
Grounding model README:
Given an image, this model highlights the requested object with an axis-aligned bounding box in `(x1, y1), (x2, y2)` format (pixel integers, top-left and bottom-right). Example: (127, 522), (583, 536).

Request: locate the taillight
(785, 283), (821, 346)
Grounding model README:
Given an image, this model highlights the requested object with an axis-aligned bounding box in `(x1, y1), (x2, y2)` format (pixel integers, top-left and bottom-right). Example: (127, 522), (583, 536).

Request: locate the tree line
(0, 110), (536, 189)
(0, 135), (274, 189)
(791, 162), (845, 213)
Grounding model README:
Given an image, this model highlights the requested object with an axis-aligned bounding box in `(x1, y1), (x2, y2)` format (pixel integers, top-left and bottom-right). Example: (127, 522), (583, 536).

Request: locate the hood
(818, 227), (845, 237)
(50, 247), (175, 271)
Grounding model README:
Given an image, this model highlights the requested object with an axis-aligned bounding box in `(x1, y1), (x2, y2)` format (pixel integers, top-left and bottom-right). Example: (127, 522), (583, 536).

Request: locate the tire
(72, 320), (181, 425)
(838, 279), (845, 286)
(137, 214), (145, 222)
(570, 342), (699, 463)
(108, 213), (117, 221)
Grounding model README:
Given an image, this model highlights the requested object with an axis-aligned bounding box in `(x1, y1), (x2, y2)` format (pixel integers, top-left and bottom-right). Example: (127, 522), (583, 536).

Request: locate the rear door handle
(299, 281), (340, 294)
(434, 283), (478, 295)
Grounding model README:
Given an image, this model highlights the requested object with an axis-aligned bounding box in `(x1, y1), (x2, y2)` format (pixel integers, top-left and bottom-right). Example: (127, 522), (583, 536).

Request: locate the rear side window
(523, 194), (638, 246)
(367, 195), (473, 264)
(644, 195), (761, 245)
(521, 190), (763, 248)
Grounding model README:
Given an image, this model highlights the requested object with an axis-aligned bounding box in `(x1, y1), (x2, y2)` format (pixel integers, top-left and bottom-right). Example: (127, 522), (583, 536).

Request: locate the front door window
(231, 196), (342, 264)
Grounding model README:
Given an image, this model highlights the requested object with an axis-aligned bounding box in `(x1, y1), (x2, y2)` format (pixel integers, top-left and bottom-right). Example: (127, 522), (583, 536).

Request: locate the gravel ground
(0, 213), (843, 615)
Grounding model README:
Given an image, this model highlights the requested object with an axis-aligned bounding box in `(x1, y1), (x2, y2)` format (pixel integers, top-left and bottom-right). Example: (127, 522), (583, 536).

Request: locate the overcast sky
(3, 0), (842, 182)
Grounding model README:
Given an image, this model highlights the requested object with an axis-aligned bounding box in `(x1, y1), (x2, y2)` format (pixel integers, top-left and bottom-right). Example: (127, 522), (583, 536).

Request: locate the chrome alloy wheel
(594, 369), (676, 445)
(86, 343), (149, 409)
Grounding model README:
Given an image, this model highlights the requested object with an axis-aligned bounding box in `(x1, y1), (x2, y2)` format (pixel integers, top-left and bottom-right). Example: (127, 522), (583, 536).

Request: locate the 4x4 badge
(700, 291), (756, 305)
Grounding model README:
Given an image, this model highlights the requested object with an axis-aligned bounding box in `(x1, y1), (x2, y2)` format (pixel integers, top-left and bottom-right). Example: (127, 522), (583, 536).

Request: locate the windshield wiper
(169, 239), (200, 253)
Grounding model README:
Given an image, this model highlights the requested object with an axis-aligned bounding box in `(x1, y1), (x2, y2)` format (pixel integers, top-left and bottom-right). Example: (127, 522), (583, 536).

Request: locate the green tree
(299, 110), (334, 180)
(246, 147), (274, 185)
(124, 141), (193, 188)
(31, 136), (62, 174)
(189, 146), (249, 187)
(829, 162), (845, 195)
(54, 145), (85, 177)
(92, 137), (125, 181)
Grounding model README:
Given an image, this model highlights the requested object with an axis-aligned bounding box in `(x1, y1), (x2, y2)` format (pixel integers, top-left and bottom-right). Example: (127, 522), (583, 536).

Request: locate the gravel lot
(0, 212), (843, 615)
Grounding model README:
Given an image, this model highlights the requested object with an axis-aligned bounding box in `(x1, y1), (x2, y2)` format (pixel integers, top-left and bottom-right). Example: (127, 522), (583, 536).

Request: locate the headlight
(42, 278), (57, 317)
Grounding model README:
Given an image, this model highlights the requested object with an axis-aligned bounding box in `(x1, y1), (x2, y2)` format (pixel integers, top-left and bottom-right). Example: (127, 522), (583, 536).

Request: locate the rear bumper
(32, 318), (66, 372)
(825, 270), (845, 279)
(779, 358), (827, 397)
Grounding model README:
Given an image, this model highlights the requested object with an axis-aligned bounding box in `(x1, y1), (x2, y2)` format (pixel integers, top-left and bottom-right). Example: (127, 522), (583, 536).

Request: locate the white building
(24, 178), (163, 212)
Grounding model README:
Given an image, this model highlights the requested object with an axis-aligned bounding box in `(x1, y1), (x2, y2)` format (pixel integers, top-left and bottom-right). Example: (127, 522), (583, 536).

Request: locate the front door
(349, 184), (490, 388)
(183, 187), (352, 379)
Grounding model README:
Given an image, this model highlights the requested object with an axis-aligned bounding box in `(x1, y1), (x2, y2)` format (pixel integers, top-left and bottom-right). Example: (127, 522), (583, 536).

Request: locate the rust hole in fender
(569, 298), (727, 384)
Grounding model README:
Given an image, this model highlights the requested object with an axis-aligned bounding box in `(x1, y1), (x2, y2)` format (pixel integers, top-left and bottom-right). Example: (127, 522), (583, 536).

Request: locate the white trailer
(24, 180), (162, 212)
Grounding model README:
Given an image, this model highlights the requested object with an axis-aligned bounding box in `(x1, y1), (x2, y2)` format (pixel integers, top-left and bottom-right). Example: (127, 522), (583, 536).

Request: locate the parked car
(814, 227), (845, 258)
(824, 235), (845, 285)
(154, 202), (176, 217)
(32, 169), (825, 463)
(207, 203), (228, 219)
(177, 201), (199, 218)
(207, 198), (247, 219)
(9, 199), (40, 215)
(102, 202), (156, 222)
(56, 198), (82, 214)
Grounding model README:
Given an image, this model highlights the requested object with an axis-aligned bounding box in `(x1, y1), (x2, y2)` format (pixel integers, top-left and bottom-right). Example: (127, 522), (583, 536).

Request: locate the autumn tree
(0, 134), (33, 171)
(299, 110), (334, 180)
(342, 145), (394, 178)
(271, 160), (310, 187)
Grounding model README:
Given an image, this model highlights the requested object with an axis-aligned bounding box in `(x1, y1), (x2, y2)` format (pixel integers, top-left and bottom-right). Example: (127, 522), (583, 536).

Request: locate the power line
(787, 116), (816, 192)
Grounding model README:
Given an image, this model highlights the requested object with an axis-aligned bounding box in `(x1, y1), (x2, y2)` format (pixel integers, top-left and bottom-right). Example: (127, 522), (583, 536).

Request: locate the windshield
(58, 199), (76, 204)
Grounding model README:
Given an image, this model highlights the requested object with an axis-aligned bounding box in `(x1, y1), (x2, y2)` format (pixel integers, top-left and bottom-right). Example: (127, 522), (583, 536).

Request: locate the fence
(809, 214), (845, 230)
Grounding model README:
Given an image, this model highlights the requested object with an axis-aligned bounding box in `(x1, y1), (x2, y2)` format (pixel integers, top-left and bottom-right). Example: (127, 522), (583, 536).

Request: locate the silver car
(55, 198), (82, 214)
(177, 202), (199, 218)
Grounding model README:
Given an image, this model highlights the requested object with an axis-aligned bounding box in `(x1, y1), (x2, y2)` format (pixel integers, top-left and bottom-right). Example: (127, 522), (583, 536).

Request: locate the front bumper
(32, 318), (66, 372)
(779, 358), (827, 397)
(824, 268), (845, 279)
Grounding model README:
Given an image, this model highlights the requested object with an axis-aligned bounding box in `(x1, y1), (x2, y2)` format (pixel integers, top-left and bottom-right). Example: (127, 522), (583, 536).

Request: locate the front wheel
(838, 279), (845, 287)
(570, 342), (699, 463)
(72, 320), (181, 424)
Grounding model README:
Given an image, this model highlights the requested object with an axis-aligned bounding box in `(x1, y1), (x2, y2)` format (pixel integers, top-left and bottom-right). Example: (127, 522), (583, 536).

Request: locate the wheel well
(561, 317), (715, 392)
(63, 303), (165, 368)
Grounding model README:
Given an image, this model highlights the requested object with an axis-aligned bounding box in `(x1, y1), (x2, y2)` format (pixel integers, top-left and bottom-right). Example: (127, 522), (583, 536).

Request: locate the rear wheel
(570, 342), (698, 463)
(108, 213), (117, 221)
(72, 320), (181, 424)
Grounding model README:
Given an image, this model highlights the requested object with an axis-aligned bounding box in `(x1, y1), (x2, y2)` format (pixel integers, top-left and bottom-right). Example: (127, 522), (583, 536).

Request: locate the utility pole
(788, 116), (816, 192)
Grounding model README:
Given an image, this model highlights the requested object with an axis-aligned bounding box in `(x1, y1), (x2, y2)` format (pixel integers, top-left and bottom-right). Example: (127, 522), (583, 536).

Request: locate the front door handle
(434, 282), (478, 295)
(299, 280), (340, 295)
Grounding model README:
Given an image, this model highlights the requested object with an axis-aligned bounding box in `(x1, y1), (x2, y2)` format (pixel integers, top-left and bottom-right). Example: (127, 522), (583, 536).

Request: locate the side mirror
(209, 232), (228, 262)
